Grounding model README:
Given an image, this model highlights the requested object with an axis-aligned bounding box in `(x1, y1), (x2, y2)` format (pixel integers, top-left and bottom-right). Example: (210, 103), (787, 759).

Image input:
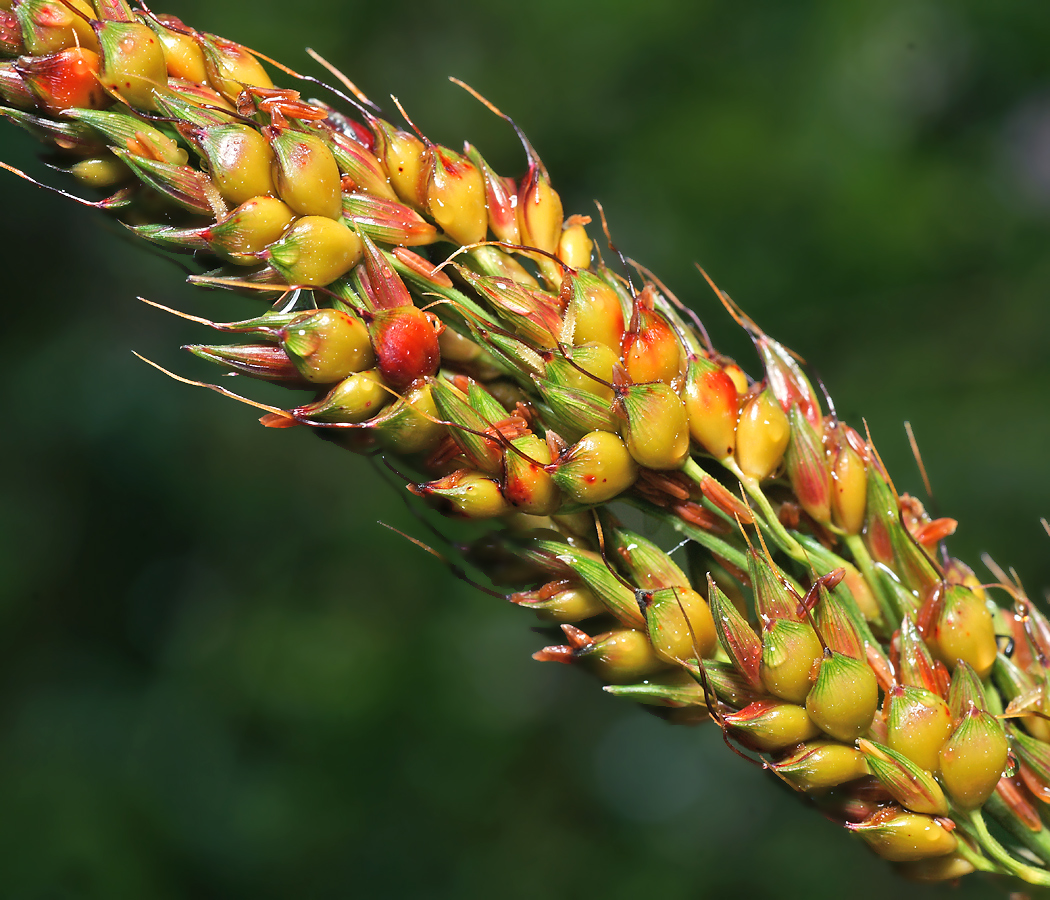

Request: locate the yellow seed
(95, 21), (168, 111)
(151, 20), (207, 84)
(69, 156), (130, 189)
(266, 216), (363, 287)
(830, 440), (868, 535)
(202, 35), (272, 103)
(724, 363), (748, 395)
(375, 121), (427, 209)
(282, 309), (374, 383)
(519, 173), (563, 255)
(887, 686), (954, 772)
(926, 586), (997, 680)
(805, 652), (879, 742)
(581, 629), (666, 684)
(726, 701), (822, 753)
(17, 0), (97, 55)
(306, 369), (388, 423)
(618, 383), (690, 471)
(735, 388), (790, 481)
(761, 619), (823, 704)
(374, 382), (446, 456)
(426, 147), (487, 245)
(646, 586), (717, 664)
(209, 196), (295, 263)
(552, 430), (639, 505)
(558, 219), (593, 269)
(842, 564), (882, 628)
(569, 273), (626, 351)
(549, 343), (617, 401)
(437, 327), (481, 364)
(201, 125), (276, 207)
(683, 358), (739, 460)
(512, 583), (605, 624)
(850, 810), (957, 862)
(622, 307), (682, 387)
(271, 130), (343, 220)
(503, 434), (560, 516)
(773, 741), (870, 791)
(938, 709), (1009, 810)
(418, 470), (512, 519)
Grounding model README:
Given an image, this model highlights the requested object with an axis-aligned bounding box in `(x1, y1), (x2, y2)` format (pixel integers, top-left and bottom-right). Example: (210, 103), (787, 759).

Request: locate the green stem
(984, 791), (1050, 869)
(684, 457), (806, 562)
(951, 834), (996, 874)
(844, 534), (899, 631)
(627, 498), (749, 573)
(959, 808), (1050, 886)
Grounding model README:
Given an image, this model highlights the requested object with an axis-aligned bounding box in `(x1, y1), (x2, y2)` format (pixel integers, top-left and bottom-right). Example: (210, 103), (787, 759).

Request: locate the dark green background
(2, 0), (1050, 896)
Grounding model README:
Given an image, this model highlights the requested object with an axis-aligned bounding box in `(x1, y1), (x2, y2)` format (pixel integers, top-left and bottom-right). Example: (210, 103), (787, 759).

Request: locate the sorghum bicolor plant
(2, 0), (1048, 887)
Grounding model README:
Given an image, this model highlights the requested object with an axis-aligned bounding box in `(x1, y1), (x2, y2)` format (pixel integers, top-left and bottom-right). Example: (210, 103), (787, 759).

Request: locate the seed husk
(682, 355), (739, 461)
(270, 129), (343, 220)
(725, 700), (821, 752)
(266, 216), (363, 286)
(641, 586), (717, 664)
(847, 808), (957, 862)
(550, 431), (639, 506)
(281, 309), (374, 383)
(94, 20), (167, 111)
(938, 707), (1009, 810)
(735, 387), (790, 481)
(761, 618), (822, 704)
(294, 368), (389, 423)
(771, 741), (870, 791)
(805, 651), (879, 742)
(886, 685), (954, 773)
(194, 123), (276, 207)
(617, 382), (690, 471)
(857, 738), (949, 816)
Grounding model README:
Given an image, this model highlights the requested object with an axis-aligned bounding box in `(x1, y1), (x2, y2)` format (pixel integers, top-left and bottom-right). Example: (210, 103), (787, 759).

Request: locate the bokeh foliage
(1, 0), (1049, 896)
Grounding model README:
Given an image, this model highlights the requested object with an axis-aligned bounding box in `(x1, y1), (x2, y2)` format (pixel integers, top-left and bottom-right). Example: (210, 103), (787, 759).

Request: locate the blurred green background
(2, 0), (1050, 897)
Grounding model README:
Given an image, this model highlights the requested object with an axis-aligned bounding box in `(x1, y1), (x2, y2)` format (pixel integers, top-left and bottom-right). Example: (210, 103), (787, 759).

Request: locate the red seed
(369, 306), (442, 389)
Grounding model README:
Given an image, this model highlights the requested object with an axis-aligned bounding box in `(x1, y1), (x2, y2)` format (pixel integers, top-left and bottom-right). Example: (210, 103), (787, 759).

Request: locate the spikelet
(3, 3), (1050, 886)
